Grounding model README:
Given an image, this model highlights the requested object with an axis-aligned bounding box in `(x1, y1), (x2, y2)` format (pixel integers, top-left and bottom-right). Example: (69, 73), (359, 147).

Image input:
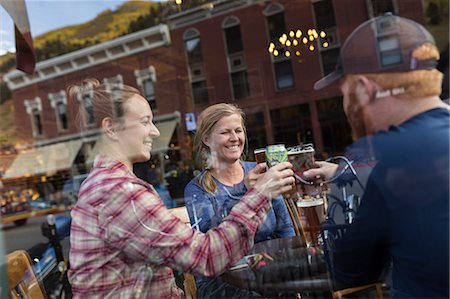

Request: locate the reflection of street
(2, 212), (70, 257)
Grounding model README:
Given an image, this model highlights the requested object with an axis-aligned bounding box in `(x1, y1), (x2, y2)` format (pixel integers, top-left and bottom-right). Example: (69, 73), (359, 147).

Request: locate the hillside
(0, 101), (17, 145)
(0, 0), (160, 73)
(33, 1), (157, 49)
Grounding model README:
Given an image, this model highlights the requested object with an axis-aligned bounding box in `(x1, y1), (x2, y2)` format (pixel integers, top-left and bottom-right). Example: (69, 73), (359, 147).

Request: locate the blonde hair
(194, 103), (247, 194)
(346, 43), (443, 98)
(67, 78), (141, 130)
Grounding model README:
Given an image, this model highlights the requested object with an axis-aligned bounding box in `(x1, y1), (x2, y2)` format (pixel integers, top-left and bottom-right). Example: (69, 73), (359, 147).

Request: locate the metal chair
(7, 250), (47, 299)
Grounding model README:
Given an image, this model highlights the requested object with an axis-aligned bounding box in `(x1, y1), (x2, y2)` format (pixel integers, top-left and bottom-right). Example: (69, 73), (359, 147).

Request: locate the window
(224, 25), (243, 55)
(313, 0), (340, 76)
(48, 90), (68, 132)
(83, 93), (95, 126)
(375, 15), (402, 68)
(246, 112), (267, 159)
(104, 75), (124, 117)
(24, 97), (43, 137)
(223, 17), (250, 99)
(56, 103), (68, 131)
(274, 60), (294, 90)
(184, 28), (209, 105)
(185, 37), (203, 65)
(313, 0), (337, 29)
(264, 3), (285, 41)
(270, 104), (313, 147)
(191, 80), (209, 106)
(316, 97), (352, 155)
(320, 47), (340, 76)
(265, 6), (295, 90)
(231, 71), (250, 99)
(32, 109), (43, 136)
(135, 66), (157, 111)
(367, 0), (396, 18)
(76, 89), (95, 127)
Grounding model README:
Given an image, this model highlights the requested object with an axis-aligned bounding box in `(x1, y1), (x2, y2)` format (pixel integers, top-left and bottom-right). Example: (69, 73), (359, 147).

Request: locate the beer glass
(287, 144), (317, 197)
(254, 148), (266, 164)
(297, 197), (325, 247)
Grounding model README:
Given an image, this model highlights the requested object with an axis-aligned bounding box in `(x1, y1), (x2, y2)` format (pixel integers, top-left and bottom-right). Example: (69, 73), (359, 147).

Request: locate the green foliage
(0, 0), (215, 72)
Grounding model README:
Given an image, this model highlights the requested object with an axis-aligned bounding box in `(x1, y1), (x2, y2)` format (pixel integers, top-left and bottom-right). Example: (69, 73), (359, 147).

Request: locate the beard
(346, 91), (369, 141)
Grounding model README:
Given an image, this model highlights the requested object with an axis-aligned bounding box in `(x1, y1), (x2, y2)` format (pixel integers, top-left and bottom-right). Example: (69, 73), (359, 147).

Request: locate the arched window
(263, 2), (284, 16)
(222, 16), (240, 29)
(222, 16), (249, 99)
(183, 28), (209, 106)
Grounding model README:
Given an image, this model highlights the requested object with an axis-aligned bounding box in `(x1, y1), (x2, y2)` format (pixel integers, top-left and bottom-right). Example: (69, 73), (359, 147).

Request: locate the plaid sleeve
(100, 182), (272, 277)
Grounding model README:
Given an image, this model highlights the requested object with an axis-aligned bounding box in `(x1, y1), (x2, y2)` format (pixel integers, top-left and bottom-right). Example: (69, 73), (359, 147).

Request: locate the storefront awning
(3, 140), (83, 179)
(86, 119), (178, 164)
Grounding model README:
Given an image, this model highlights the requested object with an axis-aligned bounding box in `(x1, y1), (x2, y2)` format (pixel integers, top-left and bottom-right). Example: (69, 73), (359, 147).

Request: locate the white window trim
(183, 28), (200, 41)
(222, 16), (240, 29)
(24, 97), (43, 137)
(263, 2), (284, 16)
(134, 66), (157, 87)
(48, 90), (68, 132)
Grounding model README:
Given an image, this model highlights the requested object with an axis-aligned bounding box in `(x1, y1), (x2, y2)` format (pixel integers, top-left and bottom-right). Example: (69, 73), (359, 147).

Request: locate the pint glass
(287, 144), (317, 197)
(254, 148), (266, 164)
(297, 197), (325, 247)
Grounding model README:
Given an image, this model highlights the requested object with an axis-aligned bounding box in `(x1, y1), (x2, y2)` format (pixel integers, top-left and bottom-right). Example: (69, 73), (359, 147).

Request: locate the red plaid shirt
(69, 156), (272, 298)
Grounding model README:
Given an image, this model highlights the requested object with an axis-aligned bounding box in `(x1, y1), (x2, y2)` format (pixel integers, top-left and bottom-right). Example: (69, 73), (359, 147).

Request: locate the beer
(254, 148), (266, 164)
(297, 197), (325, 247)
(288, 144), (320, 197)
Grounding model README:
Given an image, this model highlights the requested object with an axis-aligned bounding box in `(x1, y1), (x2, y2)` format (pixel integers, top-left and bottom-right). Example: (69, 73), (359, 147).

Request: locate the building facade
(4, 0), (426, 164)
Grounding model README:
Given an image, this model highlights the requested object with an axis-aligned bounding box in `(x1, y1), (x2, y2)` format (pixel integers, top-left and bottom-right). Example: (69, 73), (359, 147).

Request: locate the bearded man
(306, 14), (449, 298)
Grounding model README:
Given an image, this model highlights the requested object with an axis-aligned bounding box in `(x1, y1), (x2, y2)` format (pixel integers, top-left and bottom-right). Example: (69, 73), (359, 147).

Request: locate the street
(1, 212), (71, 256)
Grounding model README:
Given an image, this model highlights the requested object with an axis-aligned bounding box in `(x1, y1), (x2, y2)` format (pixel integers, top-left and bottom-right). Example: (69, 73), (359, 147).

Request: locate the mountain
(0, 0), (160, 73)
(33, 1), (158, 49)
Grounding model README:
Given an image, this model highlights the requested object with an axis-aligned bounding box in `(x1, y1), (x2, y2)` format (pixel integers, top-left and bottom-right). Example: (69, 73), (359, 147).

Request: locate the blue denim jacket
(184, 161), (295, 241)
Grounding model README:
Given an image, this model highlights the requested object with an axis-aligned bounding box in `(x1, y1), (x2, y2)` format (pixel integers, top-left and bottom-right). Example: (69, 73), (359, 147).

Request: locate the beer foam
(296, 198), (324, 207)
(287, 144), (315, 154)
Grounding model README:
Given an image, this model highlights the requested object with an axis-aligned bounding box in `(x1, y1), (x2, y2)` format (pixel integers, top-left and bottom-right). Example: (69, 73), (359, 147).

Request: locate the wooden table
(222, 236), (332, 296)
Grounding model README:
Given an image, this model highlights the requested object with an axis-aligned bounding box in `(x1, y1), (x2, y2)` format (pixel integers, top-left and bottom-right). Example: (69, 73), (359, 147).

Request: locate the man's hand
(303, 161), (338, 181)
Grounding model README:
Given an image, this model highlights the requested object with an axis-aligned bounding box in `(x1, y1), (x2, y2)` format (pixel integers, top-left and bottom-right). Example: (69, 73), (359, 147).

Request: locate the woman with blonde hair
(184, 103), (295, 298)
(68, 79), (295, 298)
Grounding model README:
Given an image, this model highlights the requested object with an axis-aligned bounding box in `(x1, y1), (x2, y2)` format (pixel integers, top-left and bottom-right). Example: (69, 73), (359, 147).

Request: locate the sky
(0, 0), (167, 56)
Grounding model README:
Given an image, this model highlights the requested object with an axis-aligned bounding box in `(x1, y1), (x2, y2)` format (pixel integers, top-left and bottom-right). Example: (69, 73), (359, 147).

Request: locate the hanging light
(285, 50), (291, 57)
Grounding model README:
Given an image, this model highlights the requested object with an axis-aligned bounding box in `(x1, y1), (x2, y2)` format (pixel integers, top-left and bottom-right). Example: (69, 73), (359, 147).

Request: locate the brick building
(3, 0), (426, 179)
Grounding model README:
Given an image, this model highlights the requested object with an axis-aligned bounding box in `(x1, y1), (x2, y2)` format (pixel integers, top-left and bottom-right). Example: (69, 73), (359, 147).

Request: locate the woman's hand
(303, 161), (338, 181)
(253, 162), (294, 199)
(244, 163), (267, 190)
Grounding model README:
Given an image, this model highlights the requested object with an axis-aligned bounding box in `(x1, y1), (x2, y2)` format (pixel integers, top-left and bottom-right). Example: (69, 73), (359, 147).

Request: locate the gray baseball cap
(314, 13), (438, 90)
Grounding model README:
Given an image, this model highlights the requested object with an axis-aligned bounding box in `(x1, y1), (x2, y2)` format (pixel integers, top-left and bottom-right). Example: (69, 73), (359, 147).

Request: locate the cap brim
(313, 69), (343, 90)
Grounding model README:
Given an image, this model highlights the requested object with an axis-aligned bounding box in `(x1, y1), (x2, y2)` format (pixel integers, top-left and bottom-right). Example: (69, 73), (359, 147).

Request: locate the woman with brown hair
(67, 79), (294, 298)
(184, 103), (295, 298)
